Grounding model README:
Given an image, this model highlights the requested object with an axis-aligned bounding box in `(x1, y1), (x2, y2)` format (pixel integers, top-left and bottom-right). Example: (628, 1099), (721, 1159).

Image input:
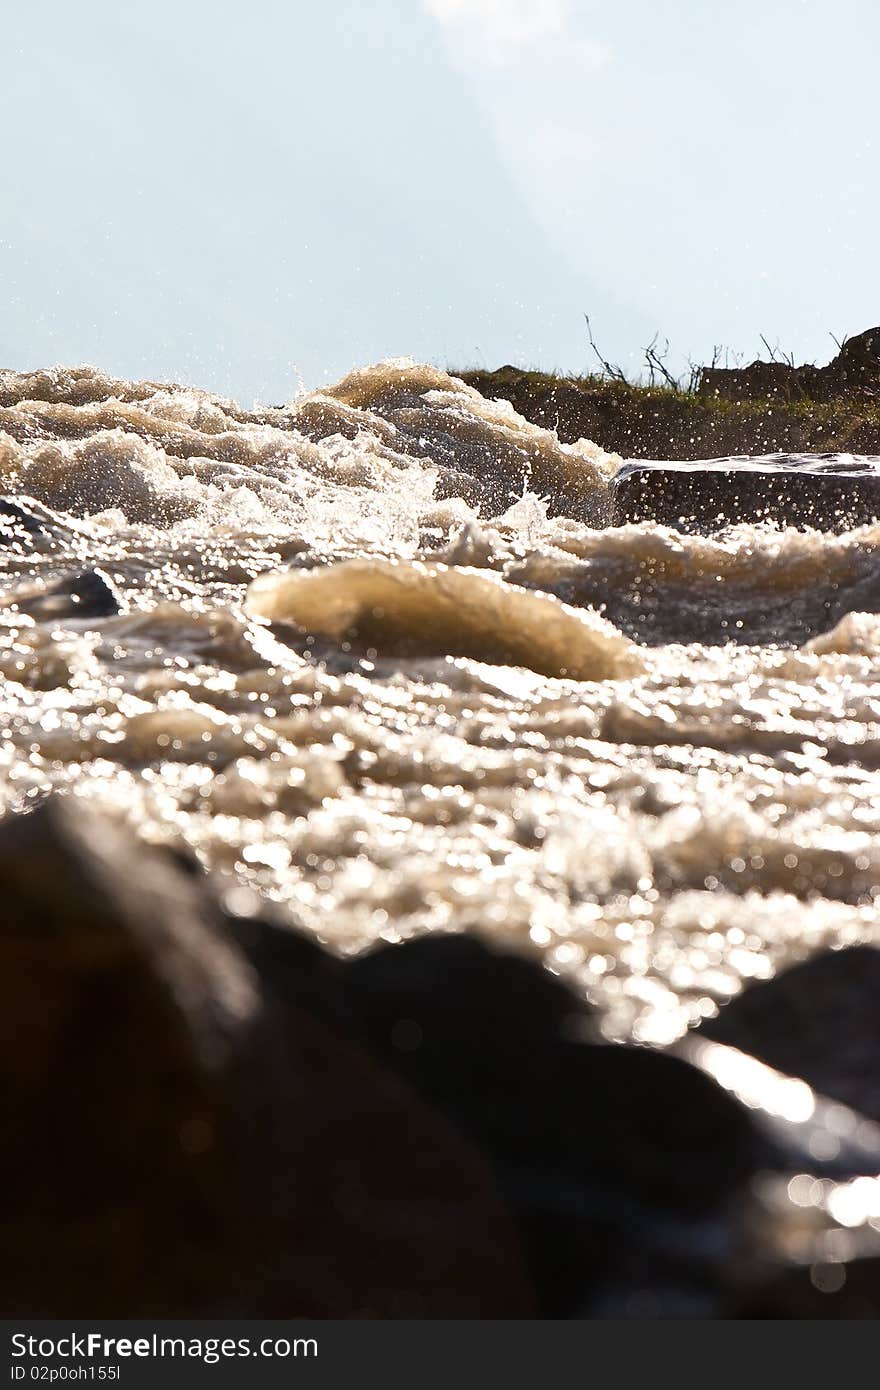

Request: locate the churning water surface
(3, 358), (880, 1044)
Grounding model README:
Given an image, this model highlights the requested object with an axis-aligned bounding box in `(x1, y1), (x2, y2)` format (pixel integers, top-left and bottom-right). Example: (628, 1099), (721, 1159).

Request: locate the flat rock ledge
(612, 457), (880, 533)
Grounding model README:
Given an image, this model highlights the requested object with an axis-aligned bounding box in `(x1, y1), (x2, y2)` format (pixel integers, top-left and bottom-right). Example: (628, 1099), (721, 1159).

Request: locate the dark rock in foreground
(225, 906), (355, 1041)
(7, 798), (880, 1318)
(0, 800), (531, 1317)
(348, 934), (759, 1215)
(701, 945), (880, 1122)
(346, 936), (761, 1315)
(345, 935), (880, 1314)
(612, 458), (880, 533)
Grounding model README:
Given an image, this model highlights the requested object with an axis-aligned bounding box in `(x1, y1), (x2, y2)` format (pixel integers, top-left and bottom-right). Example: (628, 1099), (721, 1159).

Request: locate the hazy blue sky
(3, 0), (878, 402)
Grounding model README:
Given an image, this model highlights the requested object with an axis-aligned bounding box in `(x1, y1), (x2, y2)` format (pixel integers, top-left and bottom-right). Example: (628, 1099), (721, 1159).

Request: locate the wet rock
(347, 935), (880, 1315)
(349, 938), (761, 1213)
(0, 800), (533, 1317)
(0, 495), (55, 546)
(680, 1035), (880, 1180)
(348, 931), (598, 1061)
(700, 946), (880, 1122)
(611, 458), (880, 533)
(17, 567), (123, 621)
(224, 906), (355, 1041)
(348, 935), (758, 1211)
(347, 934), (761, 1313)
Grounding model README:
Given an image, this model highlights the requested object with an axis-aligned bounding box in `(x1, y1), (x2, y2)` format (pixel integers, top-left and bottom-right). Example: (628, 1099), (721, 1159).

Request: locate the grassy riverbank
(457, 366), (880, 459)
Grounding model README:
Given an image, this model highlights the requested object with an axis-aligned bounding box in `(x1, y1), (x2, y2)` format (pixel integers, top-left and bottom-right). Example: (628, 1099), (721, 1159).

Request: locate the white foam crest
(0, 359), (619, 541)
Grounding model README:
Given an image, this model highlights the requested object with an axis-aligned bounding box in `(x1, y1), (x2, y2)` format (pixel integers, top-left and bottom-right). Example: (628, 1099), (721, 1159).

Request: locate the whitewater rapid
(2, 359), (880, 1043)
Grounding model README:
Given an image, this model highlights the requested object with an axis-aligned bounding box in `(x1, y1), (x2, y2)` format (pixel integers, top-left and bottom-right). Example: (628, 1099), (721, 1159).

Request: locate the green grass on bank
(456, 366), (880, 459)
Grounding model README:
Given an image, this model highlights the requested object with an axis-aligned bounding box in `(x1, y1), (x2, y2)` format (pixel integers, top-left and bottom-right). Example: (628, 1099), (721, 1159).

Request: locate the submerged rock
(611, 458), (880, 533)
(0, 799), (532, 1317)
(16, 567), (123, 620)
(0, 495), (56, 546)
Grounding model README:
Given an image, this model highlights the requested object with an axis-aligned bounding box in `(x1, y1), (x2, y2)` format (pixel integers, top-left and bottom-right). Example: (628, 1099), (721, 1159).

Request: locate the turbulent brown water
(3, 358), (880, 1046)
